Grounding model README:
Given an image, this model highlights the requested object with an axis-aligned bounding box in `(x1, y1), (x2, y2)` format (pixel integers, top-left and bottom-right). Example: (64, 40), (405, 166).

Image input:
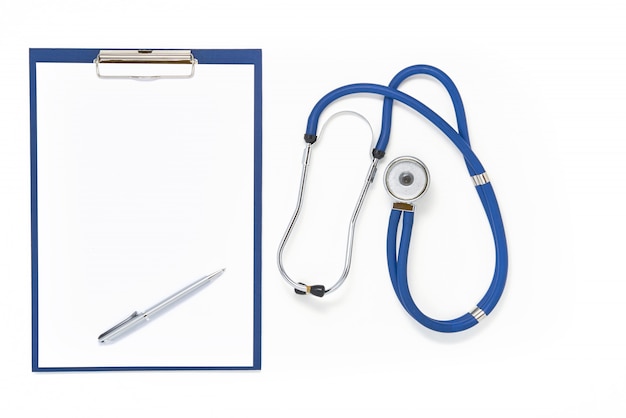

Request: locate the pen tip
(210, 268), (225, 277)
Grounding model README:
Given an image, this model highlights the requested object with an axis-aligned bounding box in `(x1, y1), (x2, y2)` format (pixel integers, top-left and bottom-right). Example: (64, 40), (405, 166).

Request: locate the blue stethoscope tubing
(304, 65), (508, 332)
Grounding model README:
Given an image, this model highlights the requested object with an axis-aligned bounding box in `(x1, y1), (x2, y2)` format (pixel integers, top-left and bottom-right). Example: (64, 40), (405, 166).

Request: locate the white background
(1, 1), (625, 416)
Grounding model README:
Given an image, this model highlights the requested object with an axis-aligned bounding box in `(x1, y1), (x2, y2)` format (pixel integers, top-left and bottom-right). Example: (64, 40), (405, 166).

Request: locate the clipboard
(29, 48), (262, 371)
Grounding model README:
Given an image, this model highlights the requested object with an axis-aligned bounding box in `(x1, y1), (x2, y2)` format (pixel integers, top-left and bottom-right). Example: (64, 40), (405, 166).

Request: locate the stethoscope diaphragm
(383, 156), (430, 203)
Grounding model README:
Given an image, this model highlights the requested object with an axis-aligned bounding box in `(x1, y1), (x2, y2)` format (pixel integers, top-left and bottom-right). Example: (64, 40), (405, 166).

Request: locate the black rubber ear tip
(295, 282), (307, 295)
(294, 283), (325, 297)
(309, 285), (325, 297)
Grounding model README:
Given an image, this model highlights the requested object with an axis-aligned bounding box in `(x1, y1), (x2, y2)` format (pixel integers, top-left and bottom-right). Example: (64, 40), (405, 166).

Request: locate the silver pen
(98, 268), (225, 344)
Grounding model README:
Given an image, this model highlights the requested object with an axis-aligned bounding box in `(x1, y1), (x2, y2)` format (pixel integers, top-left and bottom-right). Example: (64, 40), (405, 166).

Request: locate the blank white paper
(35, 61), (256, 368)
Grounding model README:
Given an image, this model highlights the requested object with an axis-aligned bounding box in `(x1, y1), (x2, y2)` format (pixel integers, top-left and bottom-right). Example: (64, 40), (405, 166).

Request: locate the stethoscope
(277, 65), (508, 333)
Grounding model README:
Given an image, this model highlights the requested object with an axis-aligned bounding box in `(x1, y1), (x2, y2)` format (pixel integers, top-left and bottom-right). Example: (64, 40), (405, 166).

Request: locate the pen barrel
(98, 269), (224, 343)
(143, 272), (222, 318)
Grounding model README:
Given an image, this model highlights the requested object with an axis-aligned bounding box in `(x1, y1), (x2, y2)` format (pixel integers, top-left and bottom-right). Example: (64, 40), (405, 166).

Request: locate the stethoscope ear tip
(309, 285), (326, 297)
(294, 283), (326, 297)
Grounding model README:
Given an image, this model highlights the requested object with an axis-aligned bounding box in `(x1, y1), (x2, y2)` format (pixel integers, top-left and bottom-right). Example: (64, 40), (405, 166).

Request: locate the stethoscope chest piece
(383, 156), (430, 203)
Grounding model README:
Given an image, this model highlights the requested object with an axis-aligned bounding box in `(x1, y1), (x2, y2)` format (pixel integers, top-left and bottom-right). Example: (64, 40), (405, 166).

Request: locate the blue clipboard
(29, 48), (262, 371)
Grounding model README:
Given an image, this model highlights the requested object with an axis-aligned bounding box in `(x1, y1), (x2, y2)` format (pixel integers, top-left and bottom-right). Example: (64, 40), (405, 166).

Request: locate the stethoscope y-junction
(277, 65), (508, 333)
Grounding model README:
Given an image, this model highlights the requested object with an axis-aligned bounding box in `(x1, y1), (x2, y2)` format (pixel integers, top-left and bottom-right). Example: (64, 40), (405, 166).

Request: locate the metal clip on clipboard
(94, 49), (197, 80)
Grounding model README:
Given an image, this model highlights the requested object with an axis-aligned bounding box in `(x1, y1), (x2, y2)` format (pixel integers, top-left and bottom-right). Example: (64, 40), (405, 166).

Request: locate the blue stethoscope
(277, 65), (508, 333)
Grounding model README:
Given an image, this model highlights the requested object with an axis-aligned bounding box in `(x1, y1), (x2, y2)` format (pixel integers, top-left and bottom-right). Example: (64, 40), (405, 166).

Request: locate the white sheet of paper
(35, 62), (256, 368)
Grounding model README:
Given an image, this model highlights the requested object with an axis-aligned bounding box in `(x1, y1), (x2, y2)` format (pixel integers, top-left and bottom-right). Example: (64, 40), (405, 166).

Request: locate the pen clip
(98, 311), (140, 343)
